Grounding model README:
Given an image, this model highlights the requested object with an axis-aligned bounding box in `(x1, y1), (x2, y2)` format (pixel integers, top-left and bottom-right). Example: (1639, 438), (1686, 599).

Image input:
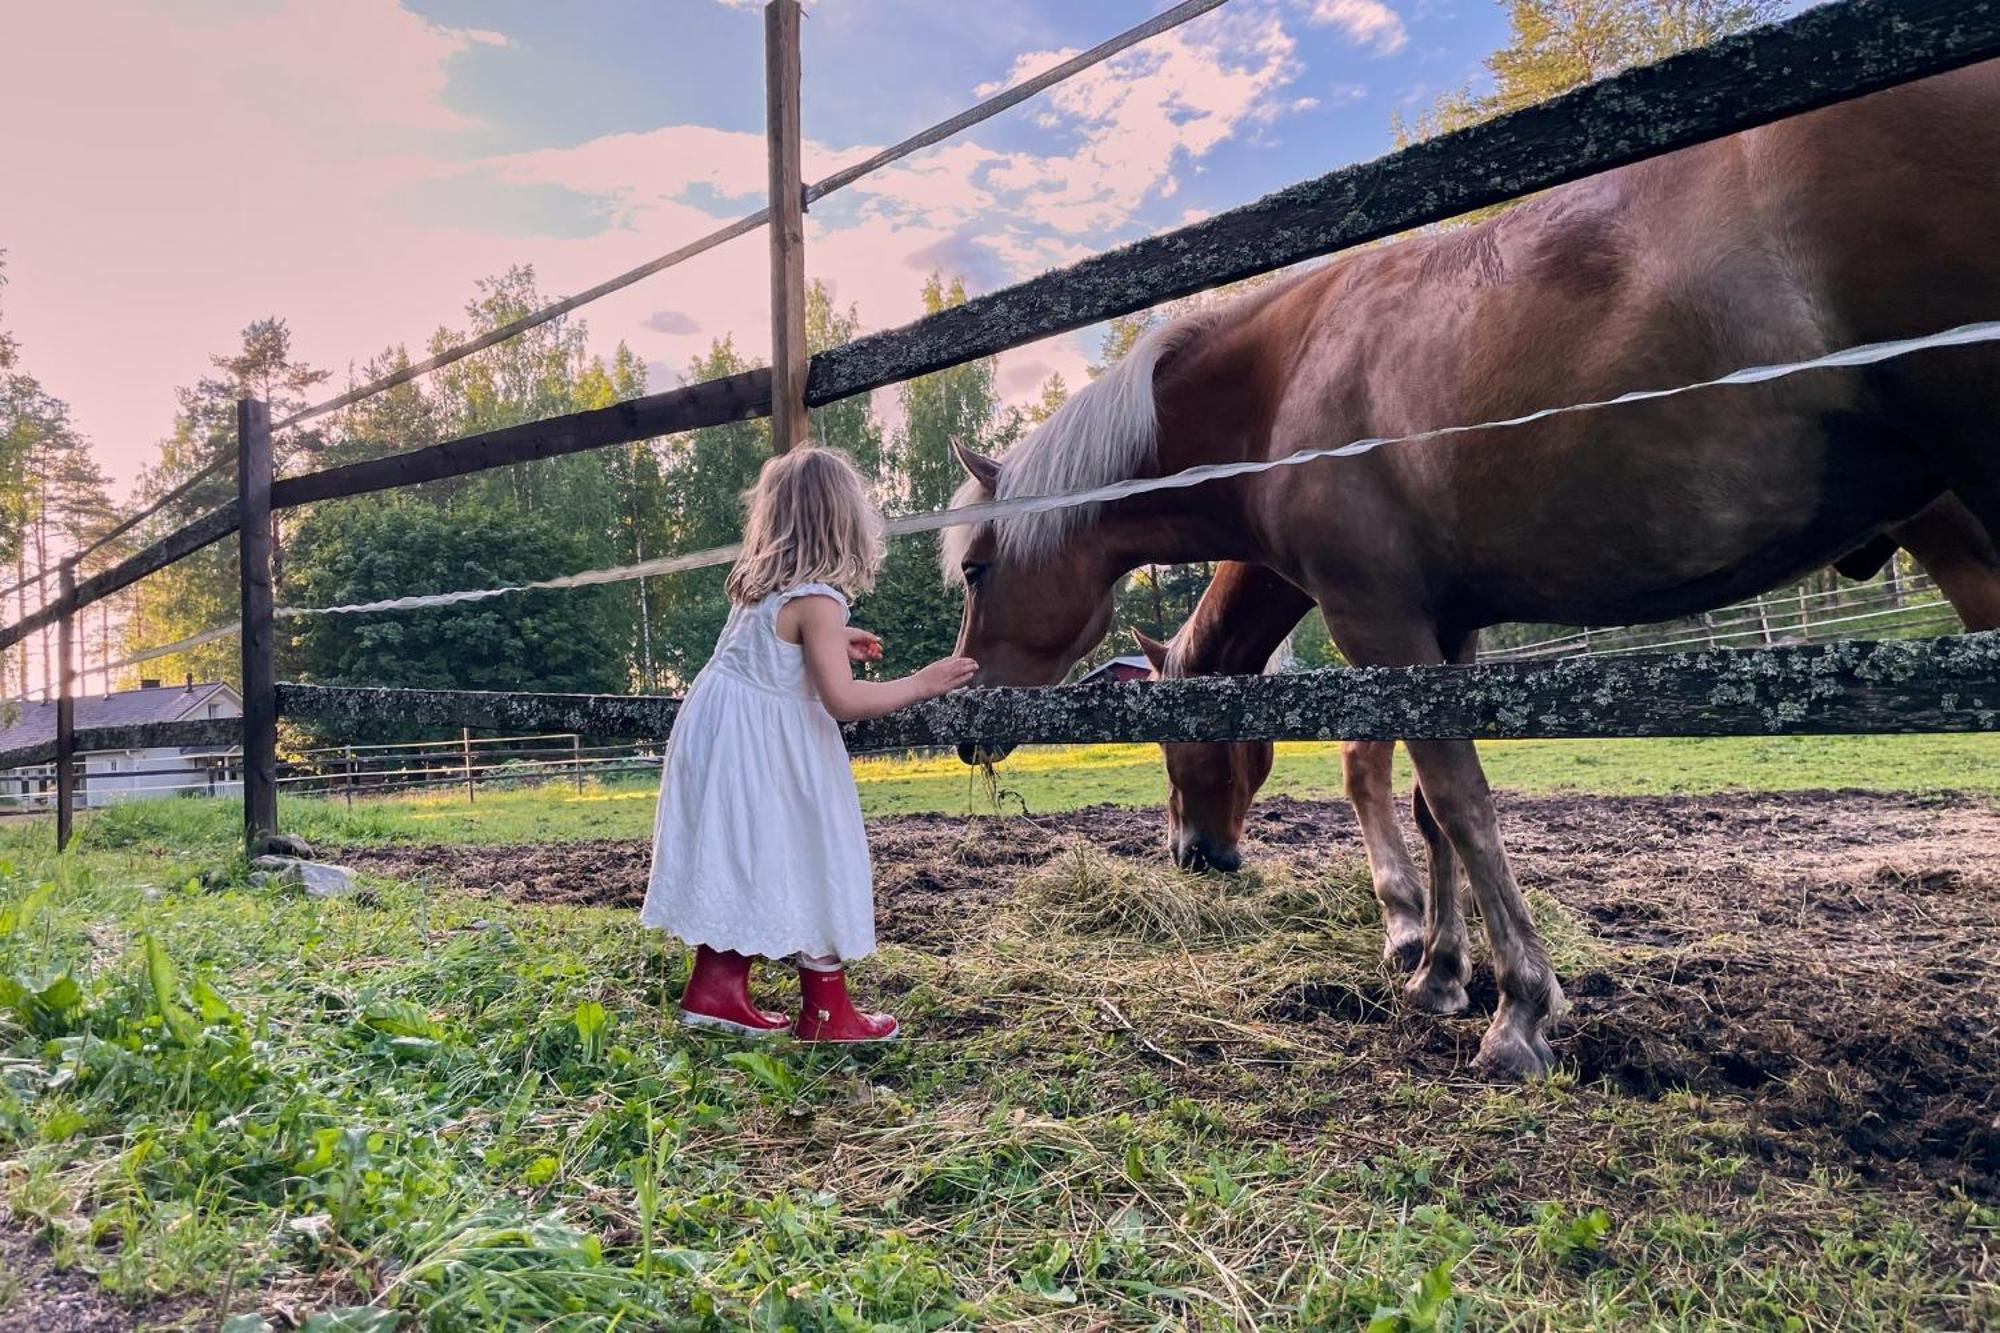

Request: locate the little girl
(642, 446), (977, 1042)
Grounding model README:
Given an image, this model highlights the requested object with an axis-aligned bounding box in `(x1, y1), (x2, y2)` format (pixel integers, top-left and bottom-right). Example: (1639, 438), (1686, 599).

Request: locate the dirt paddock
(340, 789), (2000, 1193)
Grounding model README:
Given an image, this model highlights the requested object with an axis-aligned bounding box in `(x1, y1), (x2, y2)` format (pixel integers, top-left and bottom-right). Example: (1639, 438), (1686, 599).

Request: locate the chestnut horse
(1134, 492), (1998, 975)
(944, 64), (2000, 1077)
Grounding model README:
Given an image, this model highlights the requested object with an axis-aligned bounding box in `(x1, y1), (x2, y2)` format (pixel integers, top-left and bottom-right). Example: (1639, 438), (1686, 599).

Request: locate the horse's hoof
(1473, 1026), (1556, 1081)
(1384, 935), (1425, 974)
(1403, 967), (1469, 1015)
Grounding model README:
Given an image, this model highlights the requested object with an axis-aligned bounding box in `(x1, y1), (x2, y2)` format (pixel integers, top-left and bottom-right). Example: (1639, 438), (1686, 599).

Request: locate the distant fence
(1484, 570), (1958, 661)
(4, 0), (1998, 850)
(279, 732), (662, 803)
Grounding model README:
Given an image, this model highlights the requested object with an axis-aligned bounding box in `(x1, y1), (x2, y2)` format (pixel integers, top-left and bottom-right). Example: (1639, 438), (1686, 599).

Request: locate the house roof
(0, 682), (239, 755)
(1077, 655), (1152, 683)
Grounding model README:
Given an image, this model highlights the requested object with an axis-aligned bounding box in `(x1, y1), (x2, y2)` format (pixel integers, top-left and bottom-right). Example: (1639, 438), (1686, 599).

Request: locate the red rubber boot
(677, 946), (789, 1037)
(792, 961), (899, 1043)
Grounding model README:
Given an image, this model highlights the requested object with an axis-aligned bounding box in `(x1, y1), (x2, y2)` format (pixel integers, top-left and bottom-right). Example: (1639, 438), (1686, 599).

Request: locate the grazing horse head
(1128, 561), (1314, 871)
(1132, 627), (1265, 873)
(943, 310), (1264, 765)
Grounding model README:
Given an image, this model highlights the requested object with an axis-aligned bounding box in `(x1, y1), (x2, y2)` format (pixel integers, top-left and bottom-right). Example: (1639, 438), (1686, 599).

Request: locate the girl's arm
(789, 595), (976, 721)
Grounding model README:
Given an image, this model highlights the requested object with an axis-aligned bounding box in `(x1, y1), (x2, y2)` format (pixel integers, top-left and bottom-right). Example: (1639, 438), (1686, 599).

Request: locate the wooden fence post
(55, 558), (76, 851)
(572, 733), (583, 793)
(765, 0), (807, 452)
(237, 398), (279, 855)
(462, 728), (475, 803)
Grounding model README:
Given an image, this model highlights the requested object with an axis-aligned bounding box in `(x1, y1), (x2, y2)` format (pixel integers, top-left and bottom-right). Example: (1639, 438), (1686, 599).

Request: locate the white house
(0, 678), (242, 810)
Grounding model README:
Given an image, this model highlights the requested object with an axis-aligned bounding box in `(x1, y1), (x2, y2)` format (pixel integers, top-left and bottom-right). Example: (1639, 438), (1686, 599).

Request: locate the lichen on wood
(0, 718), (243, 774)
(276, 633), (1999, 753)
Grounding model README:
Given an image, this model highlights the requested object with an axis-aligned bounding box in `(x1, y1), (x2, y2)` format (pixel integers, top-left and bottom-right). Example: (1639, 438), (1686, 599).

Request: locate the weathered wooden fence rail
(0, 719), (242, 776)
(278, 634), (1999, 750)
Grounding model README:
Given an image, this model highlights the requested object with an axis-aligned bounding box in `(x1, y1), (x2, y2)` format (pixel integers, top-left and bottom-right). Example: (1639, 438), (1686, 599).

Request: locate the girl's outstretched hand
(914, 656), (978, 698)
(845, 627), (883, 663)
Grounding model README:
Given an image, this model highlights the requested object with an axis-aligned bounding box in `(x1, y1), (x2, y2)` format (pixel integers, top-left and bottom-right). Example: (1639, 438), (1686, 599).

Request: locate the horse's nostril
(1206, 844), (1242, 873)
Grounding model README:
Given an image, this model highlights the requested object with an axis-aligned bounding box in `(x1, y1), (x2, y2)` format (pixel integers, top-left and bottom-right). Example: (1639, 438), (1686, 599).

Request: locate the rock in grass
(250, 855), (357, 898)
(256, 831), (317, 858)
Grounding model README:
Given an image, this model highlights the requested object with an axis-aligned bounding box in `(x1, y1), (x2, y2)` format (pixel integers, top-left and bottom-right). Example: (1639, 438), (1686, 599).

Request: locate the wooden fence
(6, 0), (1999, 851)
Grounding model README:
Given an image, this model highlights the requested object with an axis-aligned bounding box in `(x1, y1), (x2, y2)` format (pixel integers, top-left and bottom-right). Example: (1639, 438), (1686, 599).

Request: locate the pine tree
(123, 320), (329, 686)
(805, 280), (885, 478)
(1025, 373), (1068, 426)
(651, 338), (774, 685)
(0, 259), (116, 700)
(855, 274), (1021, 677)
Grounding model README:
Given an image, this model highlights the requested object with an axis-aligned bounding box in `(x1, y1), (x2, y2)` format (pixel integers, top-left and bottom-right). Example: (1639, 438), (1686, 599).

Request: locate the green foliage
(853, 273), (1020, 677)
(1536, 1203), (1613, 1264)
(651, 337), (772, 686)
(281, 501), (627, 727)
(0, 253), (114, 701)
(1394, 0), (1784, 145)
(1365, 1261), (1465, 1332)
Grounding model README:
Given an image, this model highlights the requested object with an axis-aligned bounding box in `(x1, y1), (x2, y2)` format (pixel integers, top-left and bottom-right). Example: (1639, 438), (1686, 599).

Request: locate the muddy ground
(339, 789), (2000, 1193)
(0, 1227), (185, 1333)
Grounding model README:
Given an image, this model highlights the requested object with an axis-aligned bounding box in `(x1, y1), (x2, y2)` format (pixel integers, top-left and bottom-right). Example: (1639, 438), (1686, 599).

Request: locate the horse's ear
(952, 438), (1001, 489)
(1131, 628), (1169, 672)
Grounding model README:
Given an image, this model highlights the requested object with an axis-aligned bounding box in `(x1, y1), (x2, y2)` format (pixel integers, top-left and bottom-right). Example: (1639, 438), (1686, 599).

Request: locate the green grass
(1, 819), (1994, 1329)
(858, 732), (2000, 816)
(1, 736), (1993, 1326)
(19, 732), (1986, 851)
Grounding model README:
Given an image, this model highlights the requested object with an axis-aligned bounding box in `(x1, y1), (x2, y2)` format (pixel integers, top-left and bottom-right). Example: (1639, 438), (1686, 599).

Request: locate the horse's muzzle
(958, 742), (1017, 766)
(1173, 832), (1242, 874)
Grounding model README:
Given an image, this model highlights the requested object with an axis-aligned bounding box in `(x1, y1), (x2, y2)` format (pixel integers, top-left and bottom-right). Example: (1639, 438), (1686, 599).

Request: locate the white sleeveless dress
(641, 583), (876, 961)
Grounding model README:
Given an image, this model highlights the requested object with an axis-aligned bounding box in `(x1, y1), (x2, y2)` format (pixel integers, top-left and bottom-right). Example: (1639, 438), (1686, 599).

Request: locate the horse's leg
(1885, 493), (2000, 631)
(1402, 734), (1562, 1078)
(1341, 740), (1426, 971)
(1405, 780), (1470, 1014)
(1319, 619), (1553, 1071)
(1397, 629), (1477, 1013)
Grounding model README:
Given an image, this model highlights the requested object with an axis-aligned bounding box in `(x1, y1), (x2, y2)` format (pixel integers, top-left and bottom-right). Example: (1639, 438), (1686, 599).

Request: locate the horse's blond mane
(941, 312), (1217, 579)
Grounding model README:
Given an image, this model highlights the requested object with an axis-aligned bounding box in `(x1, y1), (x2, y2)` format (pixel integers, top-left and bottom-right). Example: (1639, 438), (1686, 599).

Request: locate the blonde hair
(725, 446), (885, 604)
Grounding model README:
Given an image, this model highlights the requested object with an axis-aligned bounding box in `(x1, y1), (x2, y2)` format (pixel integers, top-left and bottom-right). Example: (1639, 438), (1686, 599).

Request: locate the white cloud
(1301, 0), (1409, 55)
(975, 7), (1306, 235)
(2, 0), (1315, 496)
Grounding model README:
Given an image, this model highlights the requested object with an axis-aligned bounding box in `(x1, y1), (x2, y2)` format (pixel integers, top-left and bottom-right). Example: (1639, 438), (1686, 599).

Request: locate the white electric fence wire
(106, 319), (2000, 664)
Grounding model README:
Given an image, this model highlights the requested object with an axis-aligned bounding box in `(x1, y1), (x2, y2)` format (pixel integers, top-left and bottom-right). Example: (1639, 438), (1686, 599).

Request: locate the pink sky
(2, 0), (1405, 499)
(0, 0), (1440, 506)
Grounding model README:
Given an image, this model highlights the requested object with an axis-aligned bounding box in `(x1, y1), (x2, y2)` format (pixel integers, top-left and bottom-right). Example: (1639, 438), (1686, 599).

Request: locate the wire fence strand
(96, 317), (1999, 669)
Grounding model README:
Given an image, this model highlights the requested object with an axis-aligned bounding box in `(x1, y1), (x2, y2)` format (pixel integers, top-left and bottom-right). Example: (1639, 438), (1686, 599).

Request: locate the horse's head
(1133, 628), (1269, 873)
(946, 442), (1118, 763)
(942, 311), (1234, 764)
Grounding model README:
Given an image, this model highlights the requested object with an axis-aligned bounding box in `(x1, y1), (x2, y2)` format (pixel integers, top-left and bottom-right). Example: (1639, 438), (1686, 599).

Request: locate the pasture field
(40, 731), (1996, 851)
(0, 737), (1995, 1329)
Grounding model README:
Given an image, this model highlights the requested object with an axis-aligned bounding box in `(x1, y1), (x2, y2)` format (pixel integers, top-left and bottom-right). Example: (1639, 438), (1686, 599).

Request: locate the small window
(207, 702), (221, 718)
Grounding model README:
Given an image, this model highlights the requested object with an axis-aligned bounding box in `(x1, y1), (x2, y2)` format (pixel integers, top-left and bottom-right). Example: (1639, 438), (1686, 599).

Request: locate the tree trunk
(34, 483), (49, 699)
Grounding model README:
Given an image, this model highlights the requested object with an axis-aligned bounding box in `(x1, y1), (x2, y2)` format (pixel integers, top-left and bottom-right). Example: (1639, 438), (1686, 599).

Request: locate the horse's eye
(961, 561), (987, 586)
